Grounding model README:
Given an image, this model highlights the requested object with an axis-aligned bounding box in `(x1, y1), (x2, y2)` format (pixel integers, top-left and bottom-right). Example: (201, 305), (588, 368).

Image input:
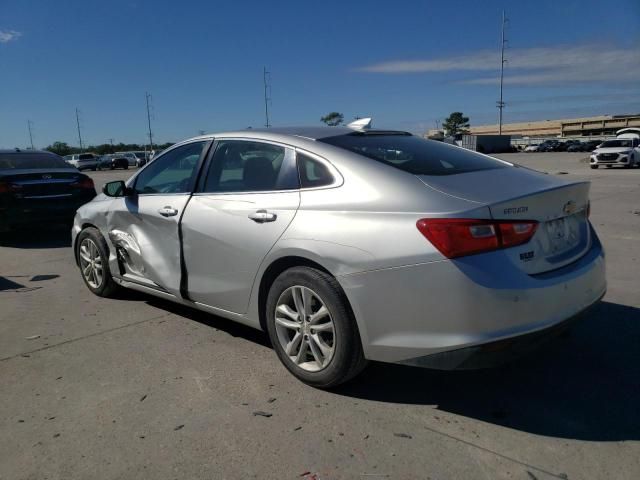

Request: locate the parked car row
(98, 154), (129, 170)
(62, 151), (150, 171)
(115, 151), (149, 167)
(524, 140), (601, 153)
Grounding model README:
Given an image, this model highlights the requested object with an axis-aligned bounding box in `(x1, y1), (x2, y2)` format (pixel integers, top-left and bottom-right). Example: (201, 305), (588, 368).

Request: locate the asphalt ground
(1, 152), (638, 479)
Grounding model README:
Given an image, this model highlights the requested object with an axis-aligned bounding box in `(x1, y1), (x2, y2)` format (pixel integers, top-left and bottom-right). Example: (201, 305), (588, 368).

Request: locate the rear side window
(319, 134), (507, 176)
(297, 152), (334, 188)
(79, 154), (94, 160)
(202, 140), (298, 193)
(0, 153), (69, 169)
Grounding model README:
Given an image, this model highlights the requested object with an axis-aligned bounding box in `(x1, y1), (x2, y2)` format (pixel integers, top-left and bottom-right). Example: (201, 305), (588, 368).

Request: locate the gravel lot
(1, 153), (639, 479)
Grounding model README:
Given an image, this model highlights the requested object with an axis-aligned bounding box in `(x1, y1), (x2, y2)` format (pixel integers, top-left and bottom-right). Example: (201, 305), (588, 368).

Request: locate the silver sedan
(72, 121), (606, 387)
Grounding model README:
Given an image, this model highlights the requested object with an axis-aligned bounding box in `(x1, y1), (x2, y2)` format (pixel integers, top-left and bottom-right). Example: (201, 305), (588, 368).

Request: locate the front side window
(202, 140), (298, 193)
(319, 133), (507, 176)
(134, 141), (205, 194)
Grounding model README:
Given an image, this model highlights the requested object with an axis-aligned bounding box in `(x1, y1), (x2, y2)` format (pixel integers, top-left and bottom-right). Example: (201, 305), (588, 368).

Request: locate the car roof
(179, 126), (412, 147)
(0, 149), (61, 156)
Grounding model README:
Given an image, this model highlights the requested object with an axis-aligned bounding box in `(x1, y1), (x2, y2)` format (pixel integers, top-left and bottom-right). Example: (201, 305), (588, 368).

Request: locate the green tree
(320, 112), (344, 126)
(45, 141), (72, 156)
(442, 112), (470, 136)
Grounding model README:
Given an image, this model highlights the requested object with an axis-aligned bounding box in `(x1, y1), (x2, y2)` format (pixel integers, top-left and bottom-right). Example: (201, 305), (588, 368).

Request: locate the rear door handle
(248, 209), (277, 223)
(158, 206), (179, 217)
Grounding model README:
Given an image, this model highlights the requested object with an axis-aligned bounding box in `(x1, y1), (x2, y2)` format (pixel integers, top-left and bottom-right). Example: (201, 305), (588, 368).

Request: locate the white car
(66, 153), (99, 171)
(524, 145), (539, 152)
(590, 129), (640, 169)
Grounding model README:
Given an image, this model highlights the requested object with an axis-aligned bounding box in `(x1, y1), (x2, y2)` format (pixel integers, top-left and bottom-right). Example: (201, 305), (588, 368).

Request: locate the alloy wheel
(79, 238), (104, 289)
(274, 285), (335, 372)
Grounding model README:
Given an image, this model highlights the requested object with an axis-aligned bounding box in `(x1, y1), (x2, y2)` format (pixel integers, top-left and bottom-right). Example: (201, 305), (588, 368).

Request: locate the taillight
(72, 177), (95, 189)
(416, 218), (538, 259)
(0, 182), (22, 194)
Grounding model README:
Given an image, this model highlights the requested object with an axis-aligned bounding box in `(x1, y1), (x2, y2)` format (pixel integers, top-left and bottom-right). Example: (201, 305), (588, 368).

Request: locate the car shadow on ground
(335, 300), (640, 442)
(127, 292), (639, 442)
(132, 293), (271, 348)
(0, 225), (71, 249)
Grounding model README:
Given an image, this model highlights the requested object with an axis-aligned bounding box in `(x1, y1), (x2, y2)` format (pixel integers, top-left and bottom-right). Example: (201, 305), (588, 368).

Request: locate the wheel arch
(256, 255), (334, 333)
(74, 223), (100, 265)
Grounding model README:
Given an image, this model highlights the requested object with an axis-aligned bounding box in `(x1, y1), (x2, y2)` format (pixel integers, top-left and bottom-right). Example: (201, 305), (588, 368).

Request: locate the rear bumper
(339, 226), (606, 365)
(398, 295), (601, 369)
(0, 196), (94, 230)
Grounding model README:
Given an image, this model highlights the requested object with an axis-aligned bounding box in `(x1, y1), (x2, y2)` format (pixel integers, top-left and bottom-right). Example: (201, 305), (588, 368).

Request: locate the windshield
(133, 152), (146, 158)
(0, 153), (71, 170)
(319, 134), (507, 176)
(599, 140), (632, 148)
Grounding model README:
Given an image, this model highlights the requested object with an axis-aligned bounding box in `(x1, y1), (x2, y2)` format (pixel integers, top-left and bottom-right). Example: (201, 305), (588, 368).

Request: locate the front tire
(76, 227), (119, 297)
(266, 267), (367, 388)
(590, 165), (598, 169)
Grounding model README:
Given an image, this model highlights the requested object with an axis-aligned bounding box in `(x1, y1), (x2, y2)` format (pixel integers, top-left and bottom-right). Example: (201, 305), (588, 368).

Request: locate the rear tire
(265, 266), (368, 388)
(76, 227), (120, 298)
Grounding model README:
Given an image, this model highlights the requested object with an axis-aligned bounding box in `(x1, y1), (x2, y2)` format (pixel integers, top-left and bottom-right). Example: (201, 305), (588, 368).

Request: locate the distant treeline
(44, 141), (175, 156)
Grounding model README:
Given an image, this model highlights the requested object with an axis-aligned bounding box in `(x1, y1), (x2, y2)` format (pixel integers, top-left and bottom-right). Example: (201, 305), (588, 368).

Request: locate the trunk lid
(0, 168), (84, 198)
(418, 166), (591, 274)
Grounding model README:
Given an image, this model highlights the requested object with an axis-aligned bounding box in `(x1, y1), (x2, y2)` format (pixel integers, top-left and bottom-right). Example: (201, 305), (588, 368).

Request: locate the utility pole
(75, 108), (84, 152)
(27, 120), (35, 150)
(263, 66), (271, 127)
(145, 92), (154, 152)
(497, 10), (508, 135)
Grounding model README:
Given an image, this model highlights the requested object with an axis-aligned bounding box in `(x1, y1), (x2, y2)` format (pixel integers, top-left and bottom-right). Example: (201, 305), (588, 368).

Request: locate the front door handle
(248, 209), (277, 223)
(158, 206), (179, 217)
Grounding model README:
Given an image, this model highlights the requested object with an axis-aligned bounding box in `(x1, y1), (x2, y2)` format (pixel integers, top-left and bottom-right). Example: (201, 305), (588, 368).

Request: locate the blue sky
(1, 0), (639, 148)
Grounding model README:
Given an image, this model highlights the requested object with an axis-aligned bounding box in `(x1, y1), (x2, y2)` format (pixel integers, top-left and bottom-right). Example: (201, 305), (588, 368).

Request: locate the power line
(497, 10), (508, 135)
(263, 66), (271, 127)
(75, 108), (84, 152)
(145, 92), (154, 152)
(27, 120), (35, 150)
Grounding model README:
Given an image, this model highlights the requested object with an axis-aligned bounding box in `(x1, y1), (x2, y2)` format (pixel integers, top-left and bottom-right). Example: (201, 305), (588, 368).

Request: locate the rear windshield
(79, 154), (94, 160)
(0, 153), (70, 170)
(319, 134), (507, 176)
(599, 140), (632, 148)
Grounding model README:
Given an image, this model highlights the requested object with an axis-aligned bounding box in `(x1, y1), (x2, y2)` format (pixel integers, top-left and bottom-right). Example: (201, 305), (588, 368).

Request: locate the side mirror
(103, 180), (130, 197)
